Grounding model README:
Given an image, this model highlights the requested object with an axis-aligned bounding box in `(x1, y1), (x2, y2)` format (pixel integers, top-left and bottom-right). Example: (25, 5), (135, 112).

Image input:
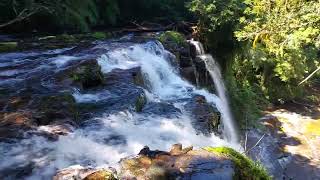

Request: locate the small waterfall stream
(189, 40), (238, 143)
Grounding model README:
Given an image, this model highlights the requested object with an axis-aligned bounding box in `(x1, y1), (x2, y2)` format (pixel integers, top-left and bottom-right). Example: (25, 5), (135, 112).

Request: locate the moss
(0, 42), (18, 52)
(159, 31), (186, 46)
(135, 94), (147, 112)
(91, 32), (108, 39)
(84, 170), (117, 180)
(205, 147), (271, 180)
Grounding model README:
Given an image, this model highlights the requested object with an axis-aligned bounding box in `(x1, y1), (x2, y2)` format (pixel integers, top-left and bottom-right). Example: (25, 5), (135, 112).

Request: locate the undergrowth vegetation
(205, 147), (271, 180)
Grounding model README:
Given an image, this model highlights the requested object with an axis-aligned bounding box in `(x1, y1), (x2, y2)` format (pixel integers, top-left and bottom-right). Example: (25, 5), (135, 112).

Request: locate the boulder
(55, 59), (104, 90)
(119, 144), (235, 180)
(184, 95), (221, 135)
(53, 165), (117, 180)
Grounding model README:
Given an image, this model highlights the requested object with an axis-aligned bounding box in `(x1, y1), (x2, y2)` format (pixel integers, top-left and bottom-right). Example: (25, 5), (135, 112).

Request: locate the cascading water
(0, 38), (240, 179)
(189, 40), (239, 143)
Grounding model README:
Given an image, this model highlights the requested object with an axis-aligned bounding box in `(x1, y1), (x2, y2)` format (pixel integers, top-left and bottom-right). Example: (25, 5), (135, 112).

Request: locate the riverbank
(246, 82), (320, 179)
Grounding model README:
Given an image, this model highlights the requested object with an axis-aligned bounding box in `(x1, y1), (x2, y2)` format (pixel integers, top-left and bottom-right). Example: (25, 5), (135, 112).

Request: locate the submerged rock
(184, 95), (221, 136)
(119, 144), (235, 180)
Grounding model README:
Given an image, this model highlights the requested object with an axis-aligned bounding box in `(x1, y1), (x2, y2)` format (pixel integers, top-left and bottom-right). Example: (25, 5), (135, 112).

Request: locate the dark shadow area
(273, 82), (320, 119)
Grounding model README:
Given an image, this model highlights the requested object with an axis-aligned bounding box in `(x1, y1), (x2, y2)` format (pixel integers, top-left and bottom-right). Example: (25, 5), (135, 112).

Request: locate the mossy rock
(84, 170), (117, 180)
(135, 94), (147, 112)
(205, 147), (271, 180)
(0, 42), (18, 53)
(71, 61), (104, 89)
(159, 31), (187, 47)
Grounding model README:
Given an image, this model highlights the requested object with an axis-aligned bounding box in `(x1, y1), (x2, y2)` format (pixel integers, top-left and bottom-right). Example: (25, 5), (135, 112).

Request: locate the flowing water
(0, 37), (240, 179)
(189, 40), (238, 143)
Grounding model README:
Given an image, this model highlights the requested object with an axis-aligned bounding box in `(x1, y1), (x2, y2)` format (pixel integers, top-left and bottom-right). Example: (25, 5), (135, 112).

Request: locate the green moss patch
(159, 31), (186, 46)
(135, 94), (147, 112)
(0, 42), (18, 53)
(205, 147), (271, 180)
(91, 32), (108, 39)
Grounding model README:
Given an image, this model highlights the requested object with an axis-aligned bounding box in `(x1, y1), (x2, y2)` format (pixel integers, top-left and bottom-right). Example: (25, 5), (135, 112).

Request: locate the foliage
(235, 0), (320, 101)
(0, 0), (192, 32)
(188, 0), (245, 52)
(205, 147), (271, 180)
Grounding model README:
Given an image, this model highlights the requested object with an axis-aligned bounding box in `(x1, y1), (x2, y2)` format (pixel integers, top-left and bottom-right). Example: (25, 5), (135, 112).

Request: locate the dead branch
(0, 8), (40, 28)
(299, 66), (320, 86)
(245, 133), (265, 154)
(119, 22), (175, 33)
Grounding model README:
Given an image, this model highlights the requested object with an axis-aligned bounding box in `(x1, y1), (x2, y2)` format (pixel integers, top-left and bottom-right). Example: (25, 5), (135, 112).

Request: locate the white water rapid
(0, 39), (240, 179)
(188, 40), (239, 143)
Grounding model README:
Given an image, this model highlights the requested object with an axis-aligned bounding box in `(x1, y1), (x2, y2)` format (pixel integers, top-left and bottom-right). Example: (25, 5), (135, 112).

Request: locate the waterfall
(189, 40), (238, 143)
(0, 39), (241, 179)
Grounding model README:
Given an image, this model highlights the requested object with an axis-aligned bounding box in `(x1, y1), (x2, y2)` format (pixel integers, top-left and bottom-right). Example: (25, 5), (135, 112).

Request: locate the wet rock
(180, 66), (197, 85)
(184, 95), (221, 136)
(142, 102), (182, 118)
(159, 33), (215, 91)
(0, 111), (36, 140)
(84, 170), (117, 180)
(132, 67), (145, 88)
(31, 93), (78, 125)
(193, 56), (215, 91)
(119, 144), (235, 180)
(105, 67), (145, 88)
(55, 59), (104, 89)
(36, 122), (76, 141)
(53, 165), (117, 180)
